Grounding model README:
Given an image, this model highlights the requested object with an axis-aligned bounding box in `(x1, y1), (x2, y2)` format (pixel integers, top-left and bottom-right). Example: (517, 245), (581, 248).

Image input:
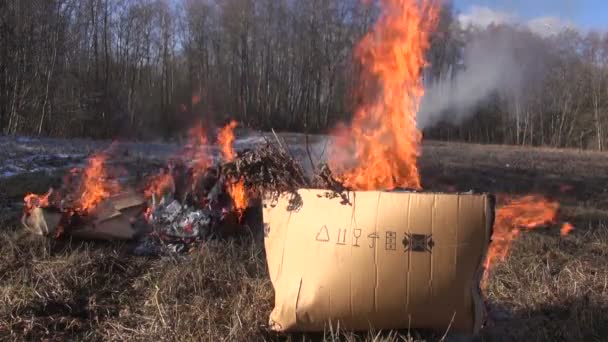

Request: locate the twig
(439, 311), (457, 341)
(154, 285), (167, 327)
(271, 128), (285, 151)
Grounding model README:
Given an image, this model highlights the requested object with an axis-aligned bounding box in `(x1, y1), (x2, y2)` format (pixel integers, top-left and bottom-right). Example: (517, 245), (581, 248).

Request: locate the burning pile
(21, 120), (344, 256)
(20, 0), (574, 289)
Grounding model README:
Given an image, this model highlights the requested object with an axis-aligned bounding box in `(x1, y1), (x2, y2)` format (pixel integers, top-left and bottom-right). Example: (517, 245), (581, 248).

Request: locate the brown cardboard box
(263, 189), (494, 335)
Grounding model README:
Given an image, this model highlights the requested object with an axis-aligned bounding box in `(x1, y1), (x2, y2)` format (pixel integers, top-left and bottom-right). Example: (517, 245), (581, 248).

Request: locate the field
(1, 138), (608, 341)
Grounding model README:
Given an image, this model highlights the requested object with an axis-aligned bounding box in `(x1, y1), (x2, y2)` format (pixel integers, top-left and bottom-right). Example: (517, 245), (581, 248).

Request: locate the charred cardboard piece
(263, 189), (495, 335)
(22, 191), (146, 241)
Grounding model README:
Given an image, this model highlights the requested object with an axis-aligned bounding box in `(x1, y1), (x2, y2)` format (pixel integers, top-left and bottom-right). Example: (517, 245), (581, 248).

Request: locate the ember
(561, 222), (575, 236)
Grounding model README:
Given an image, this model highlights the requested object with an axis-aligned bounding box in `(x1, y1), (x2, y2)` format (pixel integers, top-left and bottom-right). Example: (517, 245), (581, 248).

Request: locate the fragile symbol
(368, 232), (380, 248)
(385, 231), (397, 251)
(336, 229), (347, 245)
(403, 233), (435, 253)
(316, 225), (330, 242)
(353, 229), (362, 247)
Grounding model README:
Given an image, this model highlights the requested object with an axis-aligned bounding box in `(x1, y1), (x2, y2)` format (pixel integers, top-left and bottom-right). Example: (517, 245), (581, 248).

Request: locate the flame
(76, 153), (120, 213)
(144, 170), (175, 199)
(482, 195), (560, 288)
(218, 120), (238, 161)
(329, 0), (438, 191)
(24, 189), (52, 212)
(560, 222), (575, 236)
(23, 152), (120, 215)
(187, 122), (212, 180)
(218, 120), (248, 216)
(229, 178), (248, 216)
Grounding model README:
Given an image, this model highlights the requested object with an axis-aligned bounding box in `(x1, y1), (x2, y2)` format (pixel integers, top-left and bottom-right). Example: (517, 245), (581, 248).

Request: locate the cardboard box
(263, 189), (494, 335)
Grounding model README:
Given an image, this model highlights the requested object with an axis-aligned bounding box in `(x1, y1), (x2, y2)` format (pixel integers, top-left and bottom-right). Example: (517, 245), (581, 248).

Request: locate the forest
(1, 0), (608, 150)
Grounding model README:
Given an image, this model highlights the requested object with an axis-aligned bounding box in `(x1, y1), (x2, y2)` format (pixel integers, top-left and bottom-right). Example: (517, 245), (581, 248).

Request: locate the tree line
(1, 0), (607, 150)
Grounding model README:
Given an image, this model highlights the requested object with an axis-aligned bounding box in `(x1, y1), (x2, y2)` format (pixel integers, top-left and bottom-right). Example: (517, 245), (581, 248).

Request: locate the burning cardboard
(263, 189), (494, 335)
(22, 191), (146, 241)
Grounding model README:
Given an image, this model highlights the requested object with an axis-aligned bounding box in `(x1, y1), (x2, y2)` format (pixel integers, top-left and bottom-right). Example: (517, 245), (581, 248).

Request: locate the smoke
(417, 27), (526, 129)
(416, 5), (575, 130)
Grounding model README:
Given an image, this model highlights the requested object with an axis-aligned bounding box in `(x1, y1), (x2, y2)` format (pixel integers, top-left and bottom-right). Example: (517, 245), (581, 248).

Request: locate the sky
(453, 0), (608, 33)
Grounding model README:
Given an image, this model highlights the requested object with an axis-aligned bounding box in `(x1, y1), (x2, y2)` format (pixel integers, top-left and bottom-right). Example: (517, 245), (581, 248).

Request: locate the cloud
(458, 6), (578, 37)
(527, 16), (577, 37)
(458, 6), (516, 29)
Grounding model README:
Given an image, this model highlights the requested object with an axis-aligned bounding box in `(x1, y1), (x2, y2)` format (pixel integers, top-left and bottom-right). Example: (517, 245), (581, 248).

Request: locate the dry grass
(1, 141), (608, 341)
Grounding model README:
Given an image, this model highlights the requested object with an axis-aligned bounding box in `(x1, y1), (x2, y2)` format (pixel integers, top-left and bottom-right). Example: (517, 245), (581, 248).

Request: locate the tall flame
(188, 122), (212, 180)
(218, 120), (248, 215)
(76, 153), (120, 213)
(218, 120), (238, 161)
(329, 0), (438, 190)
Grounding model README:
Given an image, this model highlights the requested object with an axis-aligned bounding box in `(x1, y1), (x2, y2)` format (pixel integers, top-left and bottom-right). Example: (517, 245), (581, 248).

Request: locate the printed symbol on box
(385, 231), (397, 251)
(263, 223), (270, 238)
(352, 229), (362, 247)
(367, 232), (380, 248)
(336, 229), (348, 245)
(403, 233), (435, 253)
(316, 225), (330, 242)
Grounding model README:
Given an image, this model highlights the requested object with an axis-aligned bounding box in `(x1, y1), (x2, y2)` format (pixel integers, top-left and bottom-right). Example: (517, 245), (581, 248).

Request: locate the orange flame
(560, 222), (575, 236)
(77, 153), (120, 213)
(229, 178), (248, 216)
(24, 189), (52, 212)
(329, 0), (438, 191)
(482, 195), (560, 288)
(188, 122), (212, 180)
(218, 120), (248, 216)
(23, 151), (119, 215)
(218, 120), (238, 161)
(144, 170), (175, 199)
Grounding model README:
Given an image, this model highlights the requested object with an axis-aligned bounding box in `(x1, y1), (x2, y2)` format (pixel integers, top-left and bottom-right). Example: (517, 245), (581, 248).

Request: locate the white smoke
(416, 6), (577, 130)
(417, 28), (524, 129)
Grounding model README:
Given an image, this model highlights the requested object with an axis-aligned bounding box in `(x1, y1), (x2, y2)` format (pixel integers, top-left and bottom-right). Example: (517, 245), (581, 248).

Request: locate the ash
(150, 200), (214, 240)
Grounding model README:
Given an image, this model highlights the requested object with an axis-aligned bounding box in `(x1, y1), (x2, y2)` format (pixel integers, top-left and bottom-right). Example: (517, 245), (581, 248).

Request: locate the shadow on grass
(483, 296), (608, 341)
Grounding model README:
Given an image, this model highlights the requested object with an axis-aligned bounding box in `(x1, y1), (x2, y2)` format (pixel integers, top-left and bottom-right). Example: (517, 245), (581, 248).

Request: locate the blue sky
(453, 0), (607, 31)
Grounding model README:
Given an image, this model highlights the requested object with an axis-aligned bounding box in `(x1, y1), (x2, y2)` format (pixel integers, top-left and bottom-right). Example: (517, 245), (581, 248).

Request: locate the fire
(218, 120), (238, 161)
(218, 120), (248, 216)
(23, 152), (119, 215)
(144, 170), (175, 199)
(229, 178), (248, 215)
(482, 195), (561, 288)
(329, 0), (438, 191)
(187, 122), (212, 180)
(76, 153), (120, 213)
(561, 222), (575, 236)
(24, 189), (52, 211)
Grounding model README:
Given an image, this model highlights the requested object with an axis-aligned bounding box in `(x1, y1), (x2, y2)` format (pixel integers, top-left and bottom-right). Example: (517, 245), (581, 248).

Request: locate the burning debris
(20, 121), (346, 257)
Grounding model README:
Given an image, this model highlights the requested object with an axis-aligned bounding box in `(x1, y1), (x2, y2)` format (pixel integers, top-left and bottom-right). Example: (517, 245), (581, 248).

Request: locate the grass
(1, 141), (608, 341)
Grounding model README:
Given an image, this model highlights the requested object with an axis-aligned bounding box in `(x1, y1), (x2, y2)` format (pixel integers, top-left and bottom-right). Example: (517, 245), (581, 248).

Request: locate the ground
(1, 138), (607, 341)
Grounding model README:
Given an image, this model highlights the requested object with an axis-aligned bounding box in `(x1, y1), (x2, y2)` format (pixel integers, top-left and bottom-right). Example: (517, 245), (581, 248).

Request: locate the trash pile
(21, 122), (348, 257)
